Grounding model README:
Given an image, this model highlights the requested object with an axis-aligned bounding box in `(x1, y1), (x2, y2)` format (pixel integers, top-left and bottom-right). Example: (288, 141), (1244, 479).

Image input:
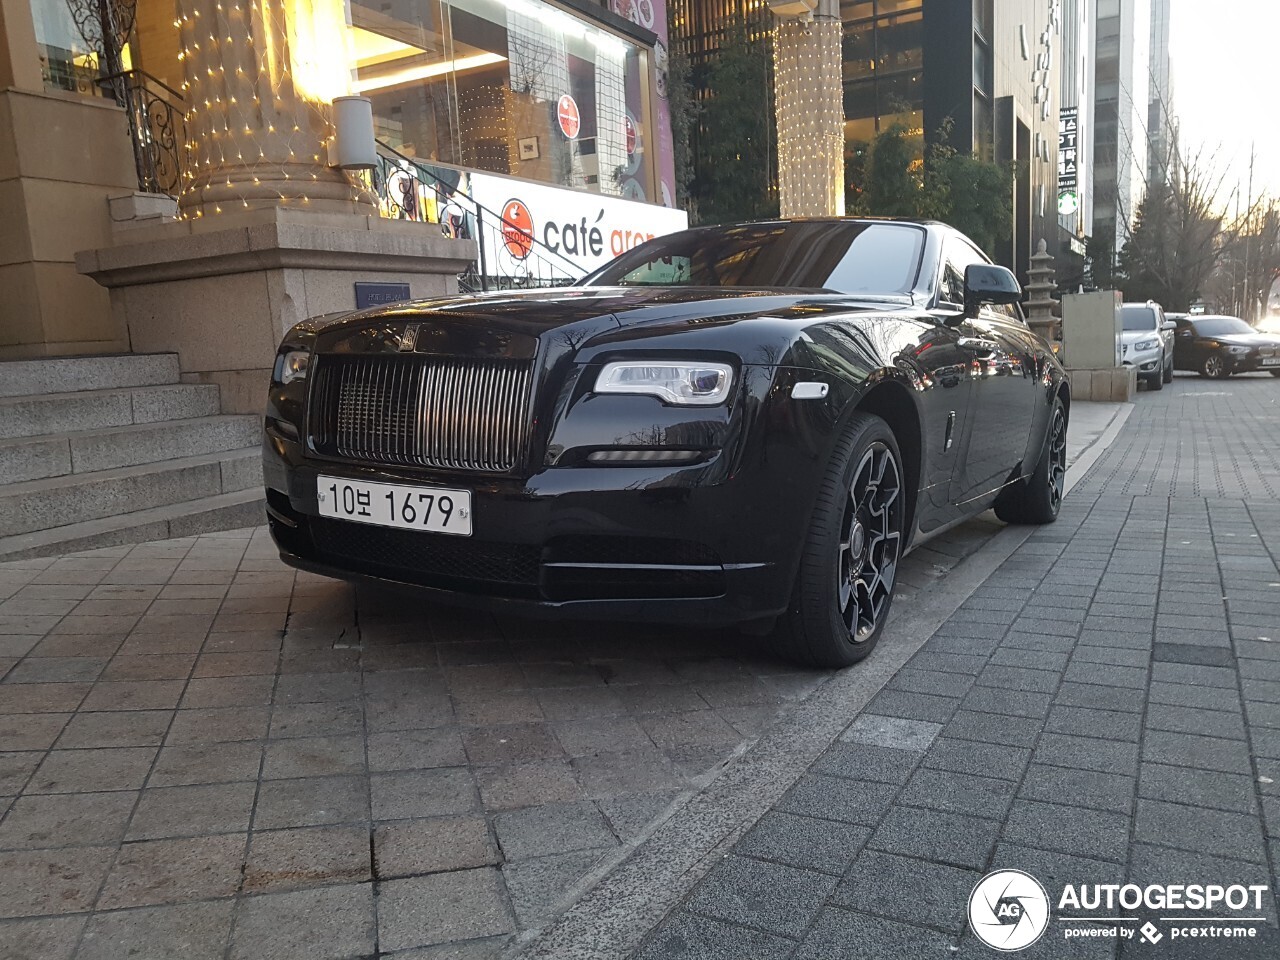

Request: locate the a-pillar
(772, 0), (844, 217)
(176, 0), (373, 216)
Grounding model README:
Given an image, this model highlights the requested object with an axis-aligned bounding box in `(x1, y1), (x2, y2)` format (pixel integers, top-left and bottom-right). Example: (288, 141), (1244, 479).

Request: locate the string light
(176, 0), (369, 217)
(773, 16), (845, 217)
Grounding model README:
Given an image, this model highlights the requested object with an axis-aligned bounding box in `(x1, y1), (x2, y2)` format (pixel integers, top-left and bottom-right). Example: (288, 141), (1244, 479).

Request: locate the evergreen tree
(694, 18), (777, 224)
(852, 120), (1013, 260)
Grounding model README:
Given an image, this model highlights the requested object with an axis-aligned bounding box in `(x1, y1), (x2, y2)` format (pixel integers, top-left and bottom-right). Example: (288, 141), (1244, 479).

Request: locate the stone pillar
(771, 0), (844, 217)
(1025, 238), (1059, 343)
(177, 0), (373, 216)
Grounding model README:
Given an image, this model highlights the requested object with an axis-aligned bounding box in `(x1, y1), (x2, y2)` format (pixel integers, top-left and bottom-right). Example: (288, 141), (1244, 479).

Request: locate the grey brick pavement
(0, 476), (1001, 957)
(631, 373), (1280, 960)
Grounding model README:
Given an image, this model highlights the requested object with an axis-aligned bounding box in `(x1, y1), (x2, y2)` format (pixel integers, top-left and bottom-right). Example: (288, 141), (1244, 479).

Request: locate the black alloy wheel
(836, 442), (903, 644)
(1202, 353), (1229, 378)
(994, 397), (1067, 525)
(771, 412), (904, 668)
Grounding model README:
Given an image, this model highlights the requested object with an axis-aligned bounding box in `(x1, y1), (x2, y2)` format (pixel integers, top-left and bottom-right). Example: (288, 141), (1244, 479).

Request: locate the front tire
(1163, 354), (1173, 383)
(1146, 370), (1164, 390)
(770, 412), (904, 669)
(994, 397), (1066, 525)
(1202, 353), (1229, 378)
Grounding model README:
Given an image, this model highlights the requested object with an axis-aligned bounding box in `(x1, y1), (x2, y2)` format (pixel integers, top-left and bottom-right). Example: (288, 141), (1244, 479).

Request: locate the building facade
(1091, 0), (1150, 260)
(1, 0), (679, 358)
(834, 0), (1060, 279)
(1057, 0), (1095, 287)
(1146, 0), (1173, 186)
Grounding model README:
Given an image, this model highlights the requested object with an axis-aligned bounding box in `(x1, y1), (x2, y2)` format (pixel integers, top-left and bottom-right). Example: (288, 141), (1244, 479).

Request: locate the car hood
(1205, 333), (1280, 348)
(294, 286), (916, 339)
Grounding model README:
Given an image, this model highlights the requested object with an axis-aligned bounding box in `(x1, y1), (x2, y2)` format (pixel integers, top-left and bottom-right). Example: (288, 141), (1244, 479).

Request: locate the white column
(176, 0), (374, 216)
(771, 0), (844, 217)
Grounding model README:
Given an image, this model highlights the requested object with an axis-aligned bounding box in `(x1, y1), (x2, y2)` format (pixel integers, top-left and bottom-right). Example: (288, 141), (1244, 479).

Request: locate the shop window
(349, 0), (651, 200)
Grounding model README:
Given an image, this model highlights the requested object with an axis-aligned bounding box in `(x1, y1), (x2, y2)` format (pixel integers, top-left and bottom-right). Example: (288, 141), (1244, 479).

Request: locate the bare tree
(1211, 199), (1280, 321)
(1116, 143), (1226, 311)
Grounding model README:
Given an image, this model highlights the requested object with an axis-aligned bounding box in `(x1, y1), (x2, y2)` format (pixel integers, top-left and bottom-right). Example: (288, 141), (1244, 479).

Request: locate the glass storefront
(349, 0), (655, 201)
(841, 0), (924, 203)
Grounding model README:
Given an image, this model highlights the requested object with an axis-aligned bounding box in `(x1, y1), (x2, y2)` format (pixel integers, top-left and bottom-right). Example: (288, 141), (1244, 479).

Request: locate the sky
(1168, 0), (1280, 212)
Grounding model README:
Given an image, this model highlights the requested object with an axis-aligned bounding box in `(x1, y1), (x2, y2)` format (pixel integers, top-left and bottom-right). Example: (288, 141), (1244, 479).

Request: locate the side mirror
(963, 264), (1022, 319)
(1161, 320), (1177, 331)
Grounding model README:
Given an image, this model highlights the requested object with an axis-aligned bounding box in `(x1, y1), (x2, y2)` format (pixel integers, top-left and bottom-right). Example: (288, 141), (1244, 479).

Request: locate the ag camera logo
(969, 870), (1051, 951)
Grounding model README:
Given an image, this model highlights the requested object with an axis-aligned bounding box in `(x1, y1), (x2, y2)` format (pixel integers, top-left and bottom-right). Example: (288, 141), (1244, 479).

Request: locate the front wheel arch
(845, 379), (922, 545)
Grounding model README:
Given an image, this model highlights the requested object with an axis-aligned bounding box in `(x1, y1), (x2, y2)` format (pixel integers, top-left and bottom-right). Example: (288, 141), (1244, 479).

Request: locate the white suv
(1120, 301), (1175, 390)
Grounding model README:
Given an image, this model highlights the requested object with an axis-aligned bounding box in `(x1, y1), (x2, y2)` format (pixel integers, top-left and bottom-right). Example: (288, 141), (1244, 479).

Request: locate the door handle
(958, 337), (999, 356)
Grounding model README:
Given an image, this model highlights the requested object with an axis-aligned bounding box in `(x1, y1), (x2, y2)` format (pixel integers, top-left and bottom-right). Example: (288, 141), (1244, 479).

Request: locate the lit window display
(349, 0), (654, 201)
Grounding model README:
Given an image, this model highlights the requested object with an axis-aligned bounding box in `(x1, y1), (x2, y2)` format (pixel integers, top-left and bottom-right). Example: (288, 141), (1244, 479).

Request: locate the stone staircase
(0, 354), (265, 560)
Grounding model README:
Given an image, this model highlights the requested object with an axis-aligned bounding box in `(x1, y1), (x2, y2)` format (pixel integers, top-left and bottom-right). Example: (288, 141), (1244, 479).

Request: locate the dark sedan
(1172, 314), (1280, 378)
(263, 219), (1069, 667)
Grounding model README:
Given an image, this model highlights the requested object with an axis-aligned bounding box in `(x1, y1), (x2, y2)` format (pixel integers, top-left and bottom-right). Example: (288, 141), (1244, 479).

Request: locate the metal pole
(476, 208), (489, 294)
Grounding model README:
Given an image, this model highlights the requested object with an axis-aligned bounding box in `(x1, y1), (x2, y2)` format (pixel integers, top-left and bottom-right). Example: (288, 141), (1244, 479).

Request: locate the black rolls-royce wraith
(264, 219), (1070, 667)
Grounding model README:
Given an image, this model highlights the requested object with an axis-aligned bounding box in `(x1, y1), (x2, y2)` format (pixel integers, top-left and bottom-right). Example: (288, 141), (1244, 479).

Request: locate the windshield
(1193, 316), (1254, 337)
(1121, 305), (1159, 331)
(583, 221), (926, 296)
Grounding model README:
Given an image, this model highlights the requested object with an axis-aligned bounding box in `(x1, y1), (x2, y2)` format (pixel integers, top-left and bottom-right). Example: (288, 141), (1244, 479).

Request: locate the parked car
(264, 219), (1070, 668)
(1171, 314), (1280, 378)
(1120, 301), (1175, 389)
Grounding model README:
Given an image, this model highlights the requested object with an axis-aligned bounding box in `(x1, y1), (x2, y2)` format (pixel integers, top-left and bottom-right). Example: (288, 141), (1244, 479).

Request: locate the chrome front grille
(309, 354), (534, 473)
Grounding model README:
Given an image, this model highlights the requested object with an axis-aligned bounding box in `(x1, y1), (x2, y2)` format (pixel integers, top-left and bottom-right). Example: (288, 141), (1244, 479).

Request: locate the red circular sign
(557, 95), (581, 140)
(624, 115), (637, 155)
(501, 199), (534, 259)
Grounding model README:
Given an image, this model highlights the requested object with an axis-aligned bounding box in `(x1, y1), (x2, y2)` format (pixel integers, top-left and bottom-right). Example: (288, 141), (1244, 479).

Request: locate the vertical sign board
(1058, 107), (1079, 218)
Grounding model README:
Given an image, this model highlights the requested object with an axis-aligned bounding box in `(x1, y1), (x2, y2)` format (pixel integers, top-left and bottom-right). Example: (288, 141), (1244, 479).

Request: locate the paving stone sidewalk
(632, 374), (1280, 960)
(0, 452), (1011, 954)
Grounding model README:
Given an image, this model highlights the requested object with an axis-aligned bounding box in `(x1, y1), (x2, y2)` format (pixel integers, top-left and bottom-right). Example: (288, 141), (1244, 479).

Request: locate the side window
(939, 237), (981, 307)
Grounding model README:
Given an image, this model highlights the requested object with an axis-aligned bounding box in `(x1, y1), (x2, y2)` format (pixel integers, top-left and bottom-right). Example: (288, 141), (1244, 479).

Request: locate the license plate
(1262, 358), (1280, 366)
(317, 476), (472, 536)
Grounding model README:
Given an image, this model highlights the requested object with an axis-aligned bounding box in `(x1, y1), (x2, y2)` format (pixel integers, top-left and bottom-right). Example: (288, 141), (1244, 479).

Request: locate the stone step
(0, 416), (261, 485)
(0, 489), (266, 561)
(0, 448), (262, 538)
(0, 383), (221, 440)
(0, 353), (180, 398)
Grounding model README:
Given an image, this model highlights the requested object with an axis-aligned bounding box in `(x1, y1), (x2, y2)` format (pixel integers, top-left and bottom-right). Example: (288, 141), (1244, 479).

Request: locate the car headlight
(1134, 338), (1158, 351)
(274, 349), (311, 384)
(595, 361), (734, 405)
(1228, 345), (1250, 354)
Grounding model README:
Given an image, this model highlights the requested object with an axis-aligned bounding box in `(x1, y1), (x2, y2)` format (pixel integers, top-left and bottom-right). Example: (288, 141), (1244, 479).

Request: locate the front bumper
(1122, 345), (1162, 375)
(263, 427), (802, 625)
(1226, 352), (1280, 373)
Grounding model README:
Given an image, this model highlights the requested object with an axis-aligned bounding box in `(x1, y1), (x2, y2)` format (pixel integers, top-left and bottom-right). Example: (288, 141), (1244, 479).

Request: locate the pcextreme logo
(969, 870), (1051, 951)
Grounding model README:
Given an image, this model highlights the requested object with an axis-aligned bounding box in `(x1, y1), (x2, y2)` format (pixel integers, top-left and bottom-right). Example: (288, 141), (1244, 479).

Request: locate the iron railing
(369, 141), (586, 293)
(99, 69), (186, 198)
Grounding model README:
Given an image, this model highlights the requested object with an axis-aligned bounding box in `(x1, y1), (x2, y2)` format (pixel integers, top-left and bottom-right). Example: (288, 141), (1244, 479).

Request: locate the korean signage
(1058, 107), (1079, 215)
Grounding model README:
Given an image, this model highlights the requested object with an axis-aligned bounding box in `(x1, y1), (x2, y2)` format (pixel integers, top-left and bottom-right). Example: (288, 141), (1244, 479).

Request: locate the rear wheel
(994, 397), (1066, 525)
(770, 413), (904, 668)
(1202, 353), (1229, 378)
